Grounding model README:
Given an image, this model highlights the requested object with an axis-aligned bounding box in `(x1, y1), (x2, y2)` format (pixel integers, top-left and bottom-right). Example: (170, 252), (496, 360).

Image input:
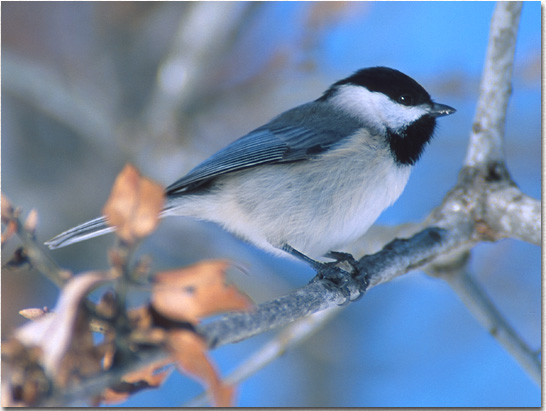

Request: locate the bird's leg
(281, 244), (324, 271)
(281, 244), (367, 303)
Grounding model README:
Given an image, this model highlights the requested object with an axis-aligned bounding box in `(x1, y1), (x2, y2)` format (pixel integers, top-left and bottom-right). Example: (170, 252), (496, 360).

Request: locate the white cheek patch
(330, 84), (430, 133)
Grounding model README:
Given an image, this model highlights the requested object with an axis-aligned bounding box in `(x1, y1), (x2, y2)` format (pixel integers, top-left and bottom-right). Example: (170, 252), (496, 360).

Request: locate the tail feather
(45, 216), (114, 249)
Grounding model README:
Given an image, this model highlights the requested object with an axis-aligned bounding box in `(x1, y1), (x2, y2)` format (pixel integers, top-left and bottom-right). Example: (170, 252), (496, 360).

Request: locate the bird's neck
(387, 116), (436, 166)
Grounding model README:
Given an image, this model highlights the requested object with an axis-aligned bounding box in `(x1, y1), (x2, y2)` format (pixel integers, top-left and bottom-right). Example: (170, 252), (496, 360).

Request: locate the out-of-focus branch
(1, 195), (70, 288)
(186, 306), (344, 407)
(144, 2), (260, 139)
(430, 258), (541, 386)
(2, 52), (118, 153)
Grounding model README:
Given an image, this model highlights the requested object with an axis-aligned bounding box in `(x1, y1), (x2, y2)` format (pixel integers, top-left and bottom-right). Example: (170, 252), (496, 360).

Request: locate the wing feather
(165, 103), (360, 194)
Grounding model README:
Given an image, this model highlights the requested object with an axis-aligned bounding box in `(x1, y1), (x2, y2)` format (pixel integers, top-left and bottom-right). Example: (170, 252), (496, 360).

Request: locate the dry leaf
(14, 271), (110, 387)
(168, 330), (235, 407)
(102, 164), (165, 244)
(100, 359), (173, 405)
(152, 260), (252, 323)
(1, 339), (50, 406)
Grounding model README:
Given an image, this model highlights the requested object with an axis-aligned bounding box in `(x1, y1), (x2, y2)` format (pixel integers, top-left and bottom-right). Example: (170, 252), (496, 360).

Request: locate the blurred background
(2, 1), (540, 407)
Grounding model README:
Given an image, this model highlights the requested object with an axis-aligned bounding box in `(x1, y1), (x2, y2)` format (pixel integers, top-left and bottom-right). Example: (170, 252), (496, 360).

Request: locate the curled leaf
(168, 330), (235, 407)
(102, 164), (165, 244)
(152, 260), (252, 323)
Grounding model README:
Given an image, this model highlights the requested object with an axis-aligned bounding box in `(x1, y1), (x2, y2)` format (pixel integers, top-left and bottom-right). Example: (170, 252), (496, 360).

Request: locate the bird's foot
(281, 244), (368, 304)
(311, 251), (368, 304)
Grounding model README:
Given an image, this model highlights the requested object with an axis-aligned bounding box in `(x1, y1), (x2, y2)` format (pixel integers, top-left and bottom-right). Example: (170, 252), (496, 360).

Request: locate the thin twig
(2, 199), (69, 288)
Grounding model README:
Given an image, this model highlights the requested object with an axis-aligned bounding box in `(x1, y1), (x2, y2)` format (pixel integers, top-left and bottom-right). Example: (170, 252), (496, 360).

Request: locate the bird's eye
(398, 94), (413, 106)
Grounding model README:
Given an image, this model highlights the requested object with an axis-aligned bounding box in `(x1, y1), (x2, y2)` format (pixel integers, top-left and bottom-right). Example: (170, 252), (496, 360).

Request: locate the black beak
(429, 102), (456, 118)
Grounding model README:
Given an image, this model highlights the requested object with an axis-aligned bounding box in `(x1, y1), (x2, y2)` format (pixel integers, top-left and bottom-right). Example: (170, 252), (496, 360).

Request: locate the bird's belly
(223, 150), (411, 258)
(166, 136), (412, 259)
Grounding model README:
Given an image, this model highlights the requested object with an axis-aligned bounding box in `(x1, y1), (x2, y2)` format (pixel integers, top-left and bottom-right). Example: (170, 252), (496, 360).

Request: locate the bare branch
(198, 226), (472, 350)
(432, 259), (541, 386)
(464, 1), (522, 167)
(486, 186), (541, 245)
(2, 52), (118, 152)
(2, 195), (70, 288)
(144, 2), (257, 137)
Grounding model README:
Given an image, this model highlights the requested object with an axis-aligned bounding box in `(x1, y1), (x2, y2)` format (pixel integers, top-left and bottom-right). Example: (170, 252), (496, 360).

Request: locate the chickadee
(46, 67), (455, 268)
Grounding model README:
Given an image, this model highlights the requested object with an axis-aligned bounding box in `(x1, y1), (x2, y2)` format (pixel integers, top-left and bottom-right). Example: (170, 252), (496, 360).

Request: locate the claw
(311, 264), (353, 305)
(281, 244), (368, 303)
(324, 251), (360, 272)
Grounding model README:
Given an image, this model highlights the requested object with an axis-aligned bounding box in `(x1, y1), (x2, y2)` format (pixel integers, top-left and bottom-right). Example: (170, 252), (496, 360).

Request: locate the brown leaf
(102, 164), (165, 244)
(100, 359), (173, 405)
(1, 339), (50, 407)
(132, 178), (165, 238)
(152, 261), (252, 323)
(168, 330), (235, 407)
(127, 305), (168, 347)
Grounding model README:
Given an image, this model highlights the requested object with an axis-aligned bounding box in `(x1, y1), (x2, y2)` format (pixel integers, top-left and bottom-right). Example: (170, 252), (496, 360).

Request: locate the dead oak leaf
(102, 164), (164, 244)
(168, 330), (235, 407)
(151, 260), (252, 323)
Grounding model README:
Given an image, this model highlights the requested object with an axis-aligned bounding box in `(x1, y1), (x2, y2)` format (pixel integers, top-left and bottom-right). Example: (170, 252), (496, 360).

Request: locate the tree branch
(198, 226), (471, 350)
(486, 186), (541, 245)
(433, 258), (541, 385)
(464, 1), (522, 167)
(186, 306), (344, 407)
(2, 52), (118, 153)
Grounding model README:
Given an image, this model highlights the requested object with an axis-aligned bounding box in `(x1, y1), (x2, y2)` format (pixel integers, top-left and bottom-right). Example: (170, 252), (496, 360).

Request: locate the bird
(46, 66), (455, 272)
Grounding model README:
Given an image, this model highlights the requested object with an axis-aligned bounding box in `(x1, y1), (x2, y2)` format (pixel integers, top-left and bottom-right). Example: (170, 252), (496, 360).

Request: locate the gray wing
(166, 104), (359, 194)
